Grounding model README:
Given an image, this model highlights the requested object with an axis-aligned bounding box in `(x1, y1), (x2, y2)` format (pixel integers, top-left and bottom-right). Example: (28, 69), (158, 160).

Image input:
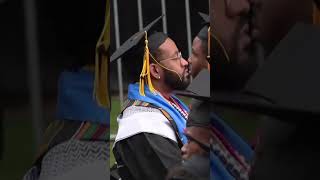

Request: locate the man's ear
(150, 63), (161, 80)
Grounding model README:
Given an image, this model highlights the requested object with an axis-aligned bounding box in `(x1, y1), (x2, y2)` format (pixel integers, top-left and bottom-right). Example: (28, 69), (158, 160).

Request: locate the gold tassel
(313, 3), (320, 25)
(207, 26), (211, 72)
(139, 31), (156, 96)
(94, 0), (110, 109)
(207, 26), (211, 60)
(210, 26), (230, 62)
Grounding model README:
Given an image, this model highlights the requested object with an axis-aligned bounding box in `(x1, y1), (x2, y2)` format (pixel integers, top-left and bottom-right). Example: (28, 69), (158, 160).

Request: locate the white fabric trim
(115, 109), (177, 143)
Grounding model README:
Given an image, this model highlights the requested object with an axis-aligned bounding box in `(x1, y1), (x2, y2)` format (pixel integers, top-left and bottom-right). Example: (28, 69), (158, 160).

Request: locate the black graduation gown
(249, 116), (320, 180)
(113, 132), (182, 180)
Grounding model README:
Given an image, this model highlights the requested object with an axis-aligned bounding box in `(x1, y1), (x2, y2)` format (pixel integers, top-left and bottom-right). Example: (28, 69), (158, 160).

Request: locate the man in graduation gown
(164, 24), (212, 180)
(182, 100), (212, 161)
(176, 0), (259, 177)
(189, 24), (210, 78)
(170, 100), (212, 180)
(23, 1), (110, 179)
(222, 21), (320, 179)
(247, 0), (320, 179)
(112, 30), (192, 180)
(180, 0), (259, 179)
(179, 77), (254, 180)
(206, 0), (320, 179)
(164, 22), (213, 180)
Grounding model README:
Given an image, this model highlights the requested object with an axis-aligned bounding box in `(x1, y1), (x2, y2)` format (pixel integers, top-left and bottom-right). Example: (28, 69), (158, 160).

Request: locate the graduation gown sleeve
(113, 132), (182, 180)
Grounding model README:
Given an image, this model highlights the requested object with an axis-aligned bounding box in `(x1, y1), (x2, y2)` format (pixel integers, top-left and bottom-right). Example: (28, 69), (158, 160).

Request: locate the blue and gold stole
(127, 83), (189, 144)
(56, 69), (109, 125)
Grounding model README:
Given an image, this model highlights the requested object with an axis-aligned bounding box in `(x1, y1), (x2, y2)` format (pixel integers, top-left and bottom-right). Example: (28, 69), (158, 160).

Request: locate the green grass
(0, 119), (35, 180)
(110, 96), (121, 166)
(110, 96), (121, 136)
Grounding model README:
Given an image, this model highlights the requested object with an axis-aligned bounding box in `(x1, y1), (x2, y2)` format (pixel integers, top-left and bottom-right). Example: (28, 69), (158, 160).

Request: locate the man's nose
(181, 57), (189, 67)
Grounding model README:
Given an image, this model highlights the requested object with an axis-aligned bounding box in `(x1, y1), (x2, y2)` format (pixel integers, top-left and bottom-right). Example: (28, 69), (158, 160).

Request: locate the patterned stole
(121, 99), (184, 148)
(209, 113), (253, 180)
(33, 120), (109, 168)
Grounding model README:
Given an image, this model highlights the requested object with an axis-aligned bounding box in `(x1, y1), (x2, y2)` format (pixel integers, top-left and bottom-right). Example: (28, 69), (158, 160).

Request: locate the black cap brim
(198, 12), (209, 26)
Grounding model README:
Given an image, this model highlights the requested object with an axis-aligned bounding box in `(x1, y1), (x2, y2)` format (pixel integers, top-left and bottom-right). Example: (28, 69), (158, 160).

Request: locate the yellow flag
(94, 0), (110, 109)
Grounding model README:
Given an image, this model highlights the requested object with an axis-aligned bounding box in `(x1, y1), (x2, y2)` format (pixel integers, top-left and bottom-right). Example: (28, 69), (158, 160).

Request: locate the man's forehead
(158, 38), (178, 52)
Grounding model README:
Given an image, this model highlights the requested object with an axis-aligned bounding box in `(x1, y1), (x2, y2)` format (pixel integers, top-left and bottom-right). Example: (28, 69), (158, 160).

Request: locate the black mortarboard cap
(198, 12), (209, 26)
(111, 15), (170, 96)
(110, 15), (164, 62)
(212, 23), (320, 119)
(197, 12), (209, 42)
(148, 32), (168, 54)
(197, 26), (209, 42)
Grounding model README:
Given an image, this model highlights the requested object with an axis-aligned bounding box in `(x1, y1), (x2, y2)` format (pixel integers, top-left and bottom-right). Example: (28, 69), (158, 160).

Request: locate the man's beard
(163, 68), (191, 91)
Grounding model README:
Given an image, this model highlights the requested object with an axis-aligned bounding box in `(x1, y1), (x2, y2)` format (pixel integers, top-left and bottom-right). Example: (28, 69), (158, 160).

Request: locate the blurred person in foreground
(248, 0), (320, 179)
(23, 1), (110, 179)
(175, 0), (261, 179)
